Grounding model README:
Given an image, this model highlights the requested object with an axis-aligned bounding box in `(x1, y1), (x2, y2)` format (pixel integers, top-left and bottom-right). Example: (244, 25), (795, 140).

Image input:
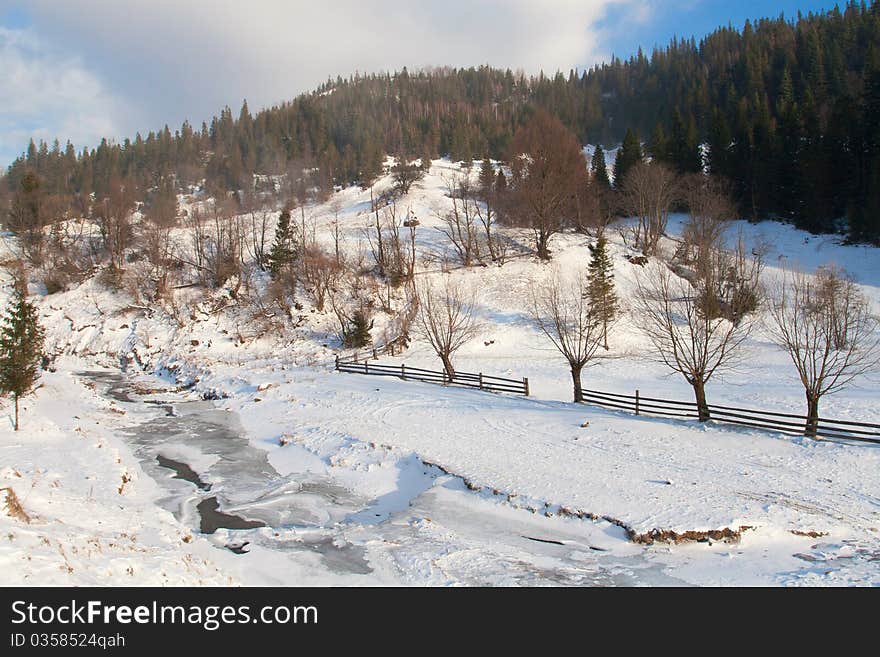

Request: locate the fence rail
(582, 388), (880, 443)
(335, 354), (529, 396)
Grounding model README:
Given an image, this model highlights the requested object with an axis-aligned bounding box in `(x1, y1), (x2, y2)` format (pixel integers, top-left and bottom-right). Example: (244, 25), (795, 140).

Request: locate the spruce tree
(591, 145), (610, 188)
(0, 281), (45, 431)
(478, 156), (495, 193)
(669, 108), (702, 173)
(268, 208), (296, 279)
(613, 129), (643, 189)
(587, 236), (618, 350)
(343, 309), (372, 348)
(649, 123), (670, 162)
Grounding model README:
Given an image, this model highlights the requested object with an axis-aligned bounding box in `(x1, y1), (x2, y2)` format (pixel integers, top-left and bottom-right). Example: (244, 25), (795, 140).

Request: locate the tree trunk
(692, 378), (710, 422)
(14, 394), (19, 432)
(804, 392), (820, 437)
(570, 364), (584, 403)
(536, 229), (551, 260)
(602, 319), (609, 350)
(440, 354), (455, 381)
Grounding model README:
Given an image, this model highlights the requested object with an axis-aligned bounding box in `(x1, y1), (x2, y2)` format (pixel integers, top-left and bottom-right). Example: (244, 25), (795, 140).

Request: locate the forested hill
(4, 1), (880, 243)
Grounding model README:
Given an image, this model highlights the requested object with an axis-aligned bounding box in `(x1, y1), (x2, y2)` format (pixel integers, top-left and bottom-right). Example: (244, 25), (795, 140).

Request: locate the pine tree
(707, 109), (733, 179)
(478, 156), (495, 193)
(591, 145), (610, 188)
(649, 123), (670, 162)
(613, 129), (643, 189)
(495, 168), (507, 194)
(343, 309), (372, 348)
(587, 236), (618, 350)
(268, 208), (296, 279)
(669, 108), (702, 173)
(0, 281), (45, 431)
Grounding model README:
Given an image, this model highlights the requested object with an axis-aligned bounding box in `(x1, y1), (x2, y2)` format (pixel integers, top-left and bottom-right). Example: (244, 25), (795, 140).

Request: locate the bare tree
(475, 157), (500, 262)
(6, 170), (47, 265)
(634, 260), (759, 421)
(329, 272), (373, 348)
(300, 244), (341, 312)
(244, 206), (272, 271)
(414, 276), (479, 378)
(391, 157), (425, 196)
(181, 199), (242, 288)
(504, 110), (587, 260)
(622, 162), (678, 257)
(436, 173), (482, 266)
(765, 266), (880, 436)
(93, 175), (137, 271)
(530, 269), (604, 402)
(144, 176), (179, 228)
(365, 201), (415, 286)
(142, 213), (175, 297)
(329, 197), (344, 267)
(678, 174), (735, 274)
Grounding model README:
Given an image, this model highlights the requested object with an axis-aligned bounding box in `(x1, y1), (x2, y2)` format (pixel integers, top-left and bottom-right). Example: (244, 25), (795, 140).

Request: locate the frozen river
(83, 371), (685, 586)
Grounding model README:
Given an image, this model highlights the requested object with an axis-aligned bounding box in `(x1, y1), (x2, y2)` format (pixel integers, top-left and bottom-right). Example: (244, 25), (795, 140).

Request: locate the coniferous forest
(3, 1), (880, 243)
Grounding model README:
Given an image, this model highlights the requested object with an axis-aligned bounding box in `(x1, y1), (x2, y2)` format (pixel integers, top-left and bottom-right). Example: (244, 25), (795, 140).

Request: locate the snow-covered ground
(1, 158), (878, 586)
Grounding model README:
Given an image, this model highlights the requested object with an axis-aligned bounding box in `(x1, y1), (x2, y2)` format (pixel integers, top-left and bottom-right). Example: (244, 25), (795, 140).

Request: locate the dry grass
(1, 487), (31, 524)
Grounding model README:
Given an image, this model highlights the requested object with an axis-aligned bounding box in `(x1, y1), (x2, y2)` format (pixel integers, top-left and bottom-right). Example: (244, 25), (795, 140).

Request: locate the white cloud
(1, 0), (649, 163)
(0, 26), (127, 165)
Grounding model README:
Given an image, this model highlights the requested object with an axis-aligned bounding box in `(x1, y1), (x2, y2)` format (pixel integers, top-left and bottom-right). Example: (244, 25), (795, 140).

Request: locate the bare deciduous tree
(530, 269), (604, 402)
(329, 197), (344, 267)
(635, 260), (758, 421)
(436, 173), (482, 266)
(678, 174), (735, 274)
(504, 110), (587, 260)
(300, 244), (341, 312)
(622, 162), (678, 257)
(391, 157), (425, 196)
(244, 206), (272, 272)
(414, 276), (478, 378)
(181, 199), (242, 288)
(93, 175), (137, 271)
(765, 266), (880, 436)
(365, 201), (416, 286)
(6, 170), (47, 265)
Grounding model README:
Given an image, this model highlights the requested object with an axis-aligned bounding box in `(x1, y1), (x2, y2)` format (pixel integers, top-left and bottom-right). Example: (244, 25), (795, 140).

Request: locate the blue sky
(0, 1), (848, 167)
(600, 1), (838, 58)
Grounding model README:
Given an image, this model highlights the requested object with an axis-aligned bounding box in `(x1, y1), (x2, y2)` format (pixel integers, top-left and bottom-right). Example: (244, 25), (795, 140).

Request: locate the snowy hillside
(1, 158), (879, 586)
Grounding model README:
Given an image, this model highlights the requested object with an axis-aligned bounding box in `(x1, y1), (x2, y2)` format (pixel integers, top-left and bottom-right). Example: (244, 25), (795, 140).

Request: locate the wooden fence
(335, 354), (529, 396)
(581, 388), (880, 443)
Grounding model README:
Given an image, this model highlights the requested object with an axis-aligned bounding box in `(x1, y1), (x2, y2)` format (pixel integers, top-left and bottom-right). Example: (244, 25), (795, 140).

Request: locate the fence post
(401, 364), (406, 380)
(479, 373), (483, 390)
(364, 361), (368, 375)
(335, 355), (339, 370)
(523, 377), (529, 396)
(635, 389), (640, 415)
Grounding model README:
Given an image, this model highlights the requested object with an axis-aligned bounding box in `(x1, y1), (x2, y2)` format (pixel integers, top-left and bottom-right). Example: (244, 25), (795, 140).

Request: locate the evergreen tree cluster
(4, 3), (880, 242)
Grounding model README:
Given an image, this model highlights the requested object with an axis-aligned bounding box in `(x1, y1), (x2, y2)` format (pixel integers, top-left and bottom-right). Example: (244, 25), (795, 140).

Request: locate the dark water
(197, 497), (265, 533)
(156, 454), (211, 491)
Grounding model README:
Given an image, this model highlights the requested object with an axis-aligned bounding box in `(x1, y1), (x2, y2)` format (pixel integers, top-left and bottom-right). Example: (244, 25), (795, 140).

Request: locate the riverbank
(0, 361), (238, 585)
